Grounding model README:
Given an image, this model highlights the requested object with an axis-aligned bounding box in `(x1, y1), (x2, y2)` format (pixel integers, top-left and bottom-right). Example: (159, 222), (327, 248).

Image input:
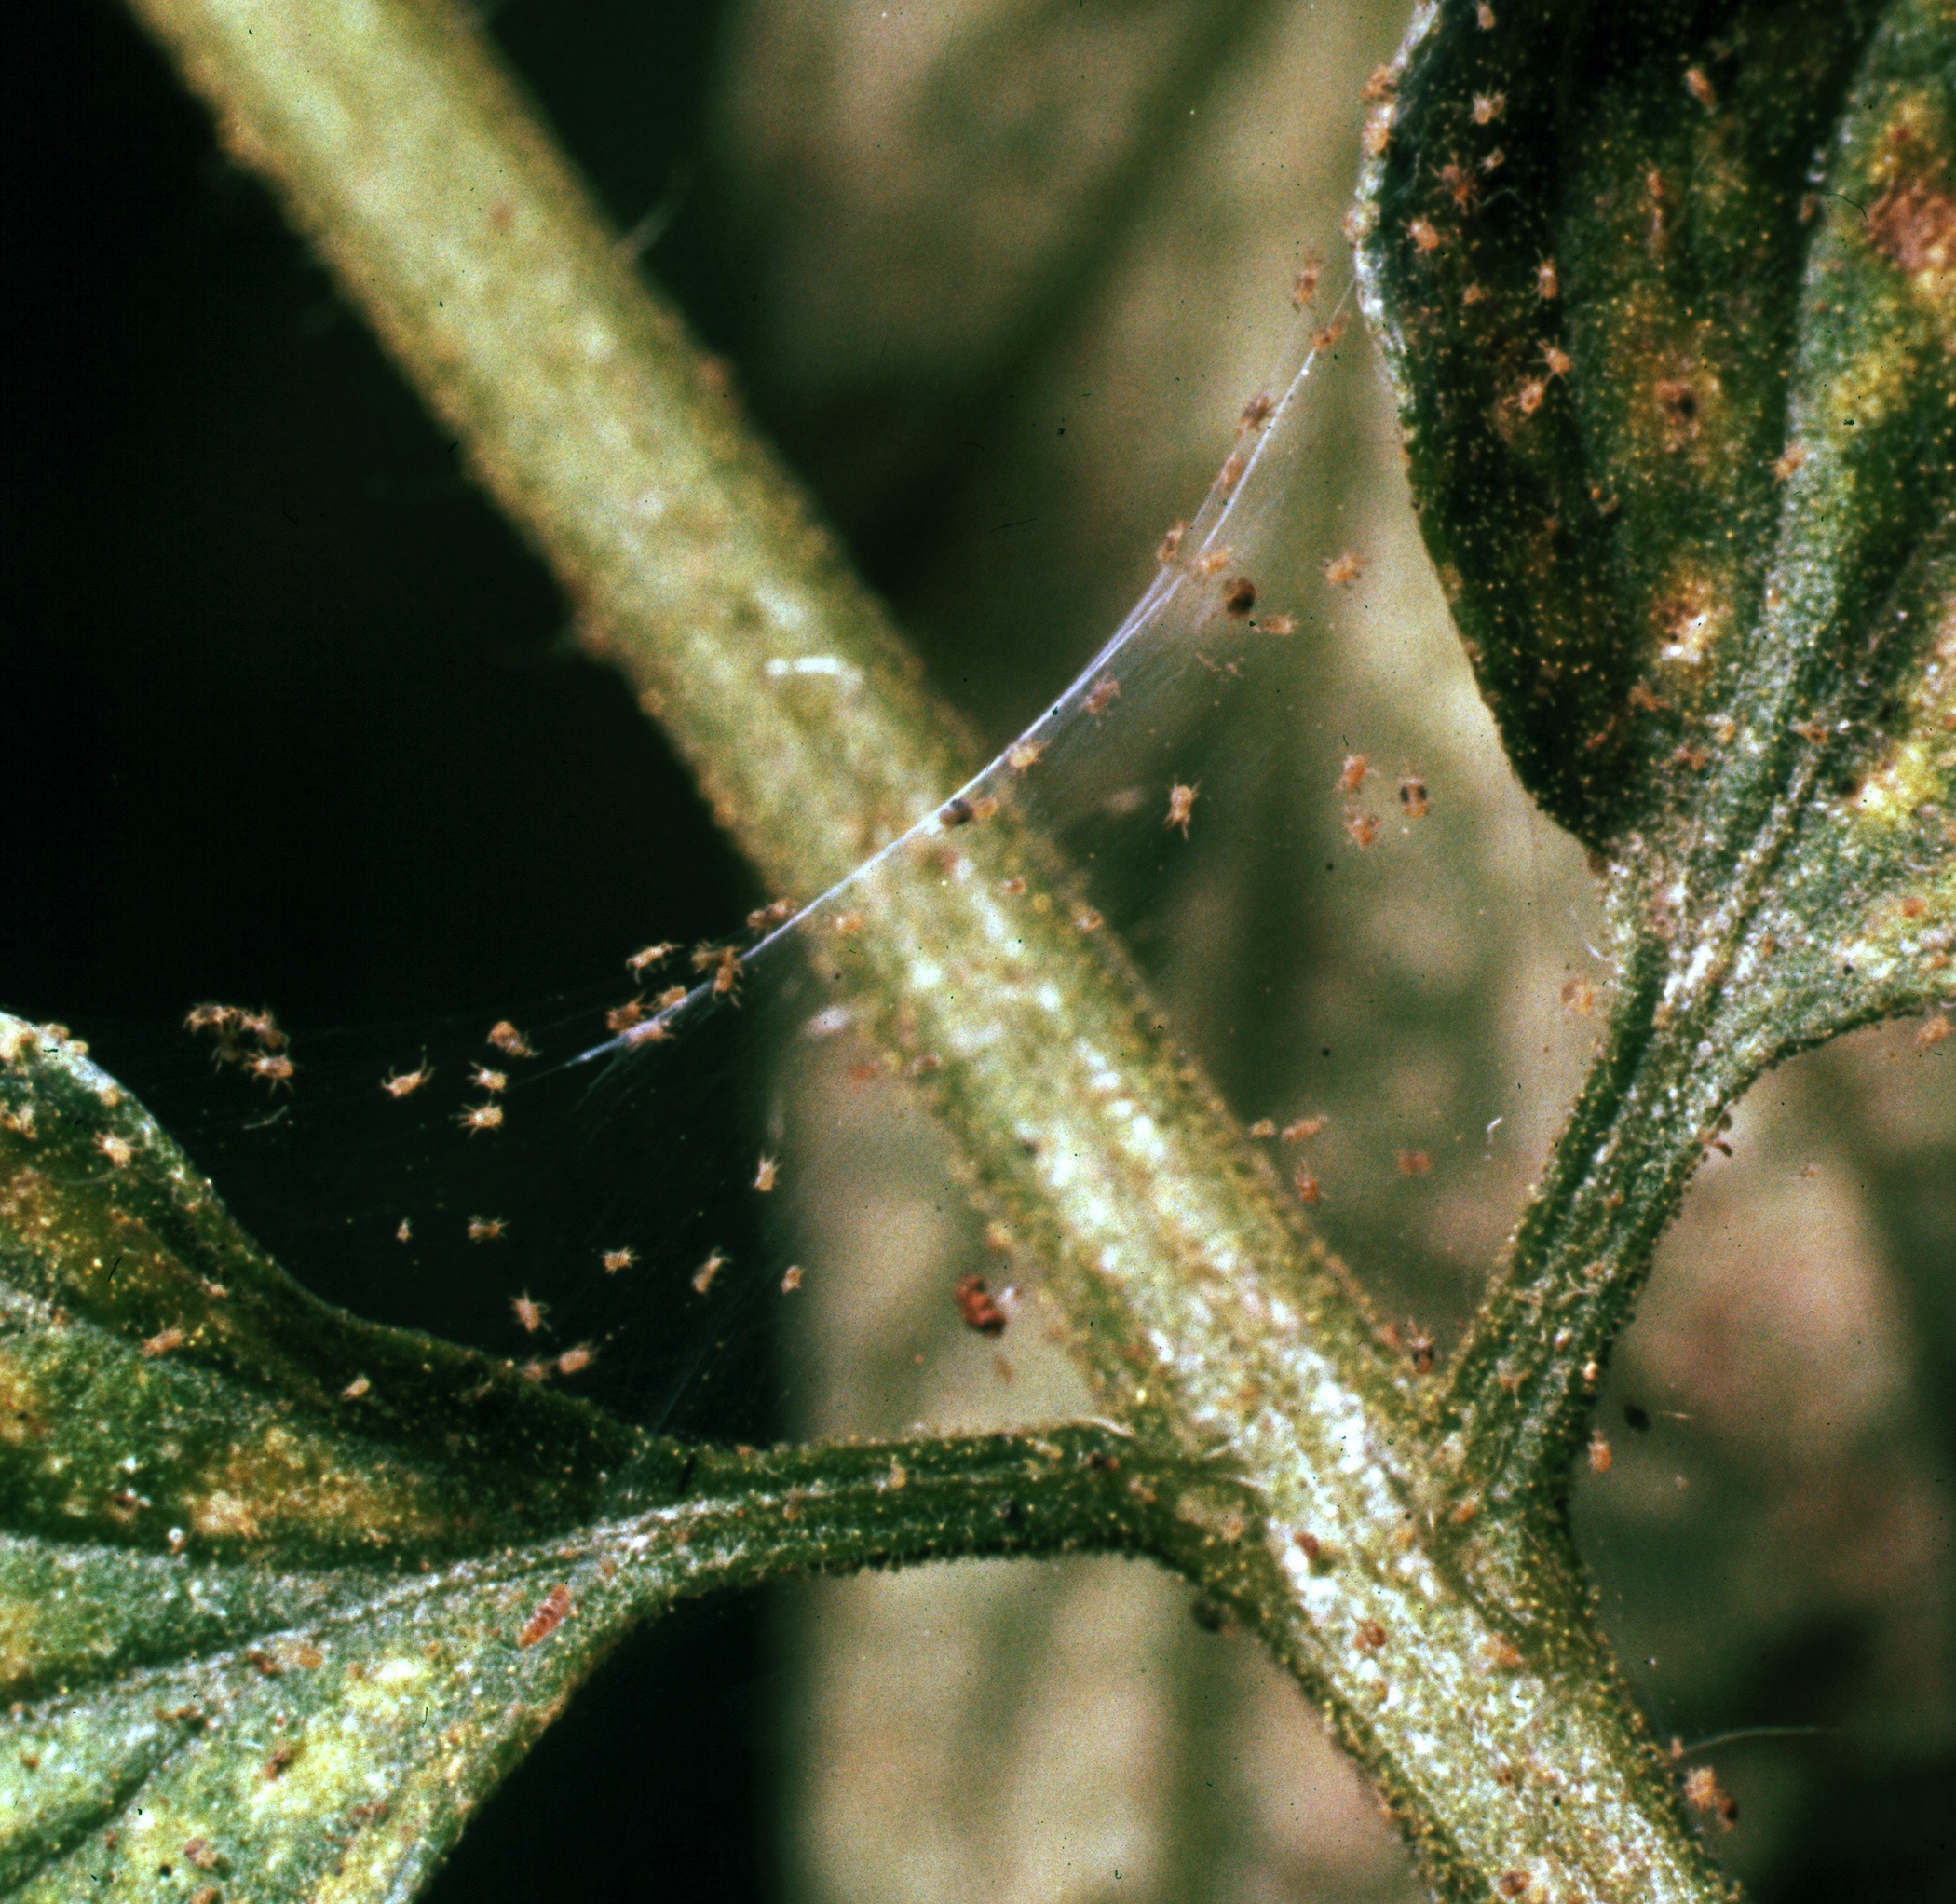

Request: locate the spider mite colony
(170, 265), (1453, 1408)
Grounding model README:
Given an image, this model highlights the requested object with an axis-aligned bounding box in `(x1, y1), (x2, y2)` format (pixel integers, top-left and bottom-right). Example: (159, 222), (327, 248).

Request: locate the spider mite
(601, 1246), (637, 1274)
(1193, 546), (1231, 577)
(511, 1291), (548, 1333)
(459, 1102), (505, 1135)
(1222, 577), (1257, 618)
(238, 1008), (286, 1050)
(1293, 1166), (1323, 1204)
(781, 1264), (805, 1293)
(1216, 451), (1247, 496)
(1157, 519), (1189, 564)
(248, 1052), (294, 1090)
(383, 1060), (433, 1098)
(1472, 90), (1505, 124)
(1283, 1114), (1327, 1141)
(1166, 782), (1199, 837)
(1345, 809), (1380, 849)
(754, 1155), (779, 1192)
(556, 1344), (594, 1377)
(468, 1217), (508, 1243)
(1338, 753), (1369, 794)
(1682, 1765), (1738, 1828)
(607, 999), (647, 1033)
(693, 1248), (727, 1294)
(694, 944), (741, 997)
(1397, 774), (1431, 818)
(939, 796), (980, 828)
(1323, 551), (1365, 588)
(1258, 612), (1297, 636)
(1537, 257), (1559, 300)
(517, 1584), (573, 1649)
(1239, 391), (1274, 434)
(1291, 255), (1322, 308)
(469, 1065), (508, 1094)
(953, 1273), (1009, 1335)
(747, 898), (797, 931)
(1081, 676), (1121, 717)
(183, 1002), (243, 1037)
(1006, 740), (1044, 773)
(487, 1019), (536, 1058)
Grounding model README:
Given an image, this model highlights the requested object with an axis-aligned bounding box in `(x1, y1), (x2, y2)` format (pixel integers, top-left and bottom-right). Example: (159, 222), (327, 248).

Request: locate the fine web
(68, 272), (1528, 1443)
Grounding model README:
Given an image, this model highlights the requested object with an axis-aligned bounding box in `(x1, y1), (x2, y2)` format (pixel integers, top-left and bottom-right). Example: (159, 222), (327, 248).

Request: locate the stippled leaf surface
(1357, 0), (1954, 1069)
(0, 1015), (1177, 1898)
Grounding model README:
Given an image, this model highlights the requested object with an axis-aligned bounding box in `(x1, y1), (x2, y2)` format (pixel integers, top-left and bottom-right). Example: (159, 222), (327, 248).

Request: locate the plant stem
(1434, 935), (1759, 1528)
(123, 1), (1732, 1894)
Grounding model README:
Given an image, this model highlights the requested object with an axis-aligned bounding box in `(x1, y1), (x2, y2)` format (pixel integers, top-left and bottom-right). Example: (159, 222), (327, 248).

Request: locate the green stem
(1435, 934), (1759, 1530)
(604, 1424), (1225, 1593)
(120, 2), (1732, 1896)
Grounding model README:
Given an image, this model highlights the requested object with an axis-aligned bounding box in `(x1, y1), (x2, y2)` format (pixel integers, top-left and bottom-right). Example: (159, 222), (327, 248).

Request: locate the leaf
(0, 1014), (1181, 1897)
(1356, 0), (1955, 1061)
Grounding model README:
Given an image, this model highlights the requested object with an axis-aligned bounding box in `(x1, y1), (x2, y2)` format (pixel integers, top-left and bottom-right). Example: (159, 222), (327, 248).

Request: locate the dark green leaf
(1357, 0), (1954, 1056)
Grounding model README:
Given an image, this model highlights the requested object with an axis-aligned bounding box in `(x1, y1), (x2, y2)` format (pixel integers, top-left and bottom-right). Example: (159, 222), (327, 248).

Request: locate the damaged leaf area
(0, 1014), (644, 1562)
(1355, 0), (1953, 1513)
(0, 1015), (1186, 1897)
(1357, 0), (1952, 1040)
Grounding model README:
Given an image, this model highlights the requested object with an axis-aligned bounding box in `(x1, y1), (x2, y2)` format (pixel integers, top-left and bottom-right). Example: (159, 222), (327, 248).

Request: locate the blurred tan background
(697, 4), (1956, 1899)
